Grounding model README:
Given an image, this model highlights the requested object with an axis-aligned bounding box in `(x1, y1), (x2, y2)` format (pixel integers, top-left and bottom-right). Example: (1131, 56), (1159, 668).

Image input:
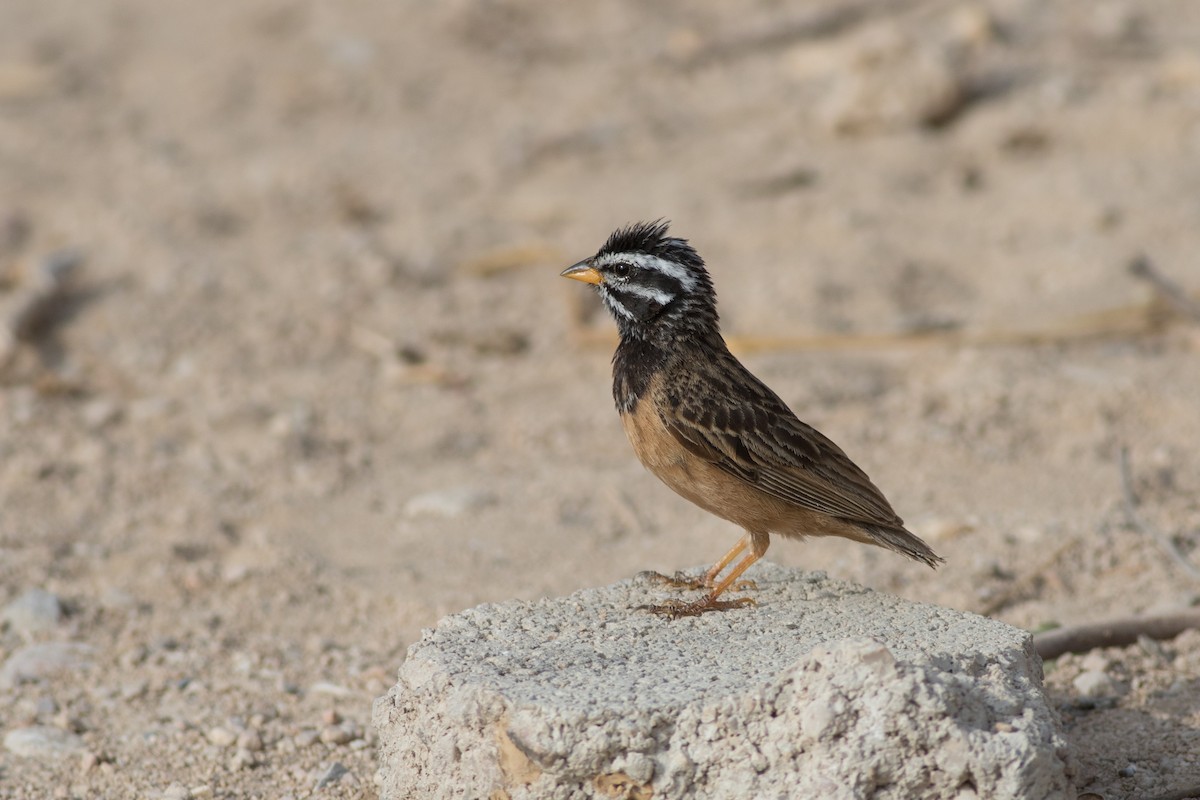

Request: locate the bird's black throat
(612, 336), (667, 413)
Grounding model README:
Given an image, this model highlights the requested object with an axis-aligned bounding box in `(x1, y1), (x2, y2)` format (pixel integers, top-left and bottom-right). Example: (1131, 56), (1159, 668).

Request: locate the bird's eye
(611, 263), (631, 279)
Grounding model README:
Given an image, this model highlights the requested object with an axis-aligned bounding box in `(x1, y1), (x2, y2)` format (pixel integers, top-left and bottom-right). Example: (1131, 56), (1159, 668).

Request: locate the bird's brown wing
(662, 352), (904, 528)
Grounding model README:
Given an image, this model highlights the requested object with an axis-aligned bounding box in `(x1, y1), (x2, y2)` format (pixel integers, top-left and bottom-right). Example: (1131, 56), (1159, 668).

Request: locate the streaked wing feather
(663, 353), (903, 527)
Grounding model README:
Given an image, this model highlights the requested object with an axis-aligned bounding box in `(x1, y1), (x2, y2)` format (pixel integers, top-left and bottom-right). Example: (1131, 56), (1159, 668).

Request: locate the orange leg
(644, 533), (753, 591)
(644, 532), (770, 619)
(703, 534), (750, 585)
(706, 547), (763, 602)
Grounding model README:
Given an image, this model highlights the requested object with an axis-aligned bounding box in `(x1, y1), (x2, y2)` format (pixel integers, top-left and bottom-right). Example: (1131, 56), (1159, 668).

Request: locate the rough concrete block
(373, 563), (1073, 800)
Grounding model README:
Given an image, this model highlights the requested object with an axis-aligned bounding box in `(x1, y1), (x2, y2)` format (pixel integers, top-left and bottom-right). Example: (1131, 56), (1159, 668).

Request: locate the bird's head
(560, 221), (719, 343)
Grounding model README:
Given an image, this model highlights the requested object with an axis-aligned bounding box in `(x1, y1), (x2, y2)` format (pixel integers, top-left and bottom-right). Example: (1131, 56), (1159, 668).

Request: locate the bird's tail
(863, 524), (944, 569)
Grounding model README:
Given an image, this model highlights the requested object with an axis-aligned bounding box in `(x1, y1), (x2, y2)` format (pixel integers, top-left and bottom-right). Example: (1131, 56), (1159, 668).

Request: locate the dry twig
(1033, 609), (1200, 660)
(564, 293), (1182, 354)
(1144, 786), (1200, 800)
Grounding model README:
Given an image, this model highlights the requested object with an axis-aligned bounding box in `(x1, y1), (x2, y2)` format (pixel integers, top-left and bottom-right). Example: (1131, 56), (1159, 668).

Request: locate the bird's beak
(560, 260), (603, 285)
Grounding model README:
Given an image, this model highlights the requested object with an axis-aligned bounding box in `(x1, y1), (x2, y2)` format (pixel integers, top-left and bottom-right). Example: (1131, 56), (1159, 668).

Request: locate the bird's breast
(618, 375), (748, 521)
(619, 372), (856, 538)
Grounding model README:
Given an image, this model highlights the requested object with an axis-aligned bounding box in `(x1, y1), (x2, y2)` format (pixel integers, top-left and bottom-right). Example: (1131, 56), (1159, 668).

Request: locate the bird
(560, 221), (943, 618)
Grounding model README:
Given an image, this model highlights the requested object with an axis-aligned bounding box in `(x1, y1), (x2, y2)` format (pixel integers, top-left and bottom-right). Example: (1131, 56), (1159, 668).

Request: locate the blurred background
(2, 0), (1199, 796)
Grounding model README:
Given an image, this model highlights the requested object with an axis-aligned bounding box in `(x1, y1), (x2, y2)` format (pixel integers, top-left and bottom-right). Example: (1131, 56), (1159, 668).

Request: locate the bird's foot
(641, 570), (709, 591)
(640, 571), (758, 593)
(639, 594), (757, 620)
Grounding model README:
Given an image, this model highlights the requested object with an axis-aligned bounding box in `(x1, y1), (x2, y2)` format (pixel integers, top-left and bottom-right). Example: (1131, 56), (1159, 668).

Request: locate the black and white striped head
(560, 221), (718, 343)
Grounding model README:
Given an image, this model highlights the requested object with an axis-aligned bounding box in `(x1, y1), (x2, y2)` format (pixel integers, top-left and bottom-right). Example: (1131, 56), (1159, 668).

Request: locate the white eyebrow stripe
(594, 252), (698, 292)
(629, 253), (698, 292)
(617, 282), (675, 305)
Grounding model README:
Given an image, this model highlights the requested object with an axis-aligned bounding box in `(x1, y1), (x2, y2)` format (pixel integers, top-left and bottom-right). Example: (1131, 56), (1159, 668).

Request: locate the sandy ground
(1, 0), (1199, 797)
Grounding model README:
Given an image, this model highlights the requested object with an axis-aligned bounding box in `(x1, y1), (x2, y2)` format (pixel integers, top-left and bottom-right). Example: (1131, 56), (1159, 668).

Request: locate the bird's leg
(702, 533), (751, 588)
(643, 533), (768, 619)
(704, 545), (764, 602)
(643, 533), (750, 591)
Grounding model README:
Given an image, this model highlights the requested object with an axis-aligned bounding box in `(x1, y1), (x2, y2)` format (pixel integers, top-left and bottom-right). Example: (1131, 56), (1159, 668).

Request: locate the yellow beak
(560, 260), (603, 285)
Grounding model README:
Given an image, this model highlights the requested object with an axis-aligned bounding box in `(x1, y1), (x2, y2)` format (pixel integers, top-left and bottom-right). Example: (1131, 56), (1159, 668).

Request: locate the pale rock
(4, 726), (86, 760)
(374, 563), (1073, 800)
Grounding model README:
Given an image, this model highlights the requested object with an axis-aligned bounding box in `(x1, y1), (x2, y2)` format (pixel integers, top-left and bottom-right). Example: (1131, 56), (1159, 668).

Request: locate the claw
(642, 570), (709, 591)
(639, 594), (757, 620)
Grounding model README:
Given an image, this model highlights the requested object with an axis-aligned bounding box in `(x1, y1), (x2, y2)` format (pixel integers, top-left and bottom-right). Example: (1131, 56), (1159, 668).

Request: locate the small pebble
(1011, 525), (1044, 544)
(100, 588), (138, 611)
(2, 588), (63, 635)
(0, 642), (93, 689)
(403, 487), (496, 518)
(320, 725), (353, 746)
(1137, 634), (1168, 662)
(294, 730), (321, 749)
(120, 680), (148, 700)
(4, 726), (86, 760)
(162, 783), (191, 800)
(229, 747), (257, 771)
(314, 762), (349, 789)
(237, 730), (263, 752)
(1079, 651), (1112, 672)
(206, 727), (237, 748)
(81, 398), (121, 429)
(1118, 763), (1137, 778)
(1073, 669), (1118, 698)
